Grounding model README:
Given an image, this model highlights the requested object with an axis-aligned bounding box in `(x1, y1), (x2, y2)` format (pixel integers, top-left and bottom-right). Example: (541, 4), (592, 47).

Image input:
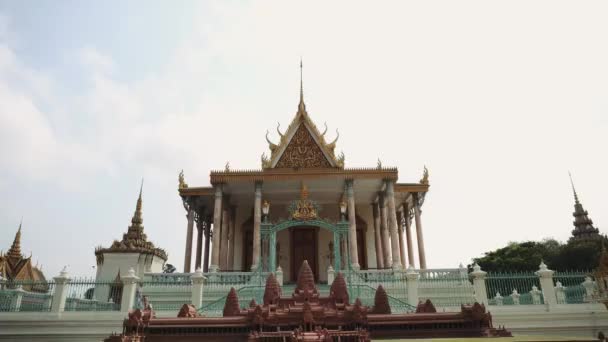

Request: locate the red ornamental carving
(373, 285), (391, 314)
(223, 287), (240, 317)
(329, 272), (349, 305)
(107, 261), (511, 341)
(275, 124), (332, 168)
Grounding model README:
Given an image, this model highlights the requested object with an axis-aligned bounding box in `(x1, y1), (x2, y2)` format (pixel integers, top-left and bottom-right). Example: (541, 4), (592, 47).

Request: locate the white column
(470, 263), (488, 305)
(327, 265), (335, 285)
(554, 281), (566, 304)
(183, 202), (194, 273)
(346, 180), (360, 270)
(397, 210), (407, 269)
(227, 206), (236, 269)
(379, 193), (392, 267)
(413, 193), (427, 269)
(404, 205), (415, 268)
(51, 267), (71, 313)
(252, 181), (263, 270)
(210, 185), (223, 272)
(191, 268), (206, 309)
(372, 203), (384, 269)
(386, 181), (402, 269)
(120, 268), (140, 313)
(220, 207), (230, 269)
(276, 266), (284, 286)
(405, 266), (420, 305)
(536, 261), (557, 308)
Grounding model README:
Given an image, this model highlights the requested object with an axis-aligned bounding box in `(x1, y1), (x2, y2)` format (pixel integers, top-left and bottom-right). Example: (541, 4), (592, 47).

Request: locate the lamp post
(262, 200), (270, 223)
(339, 201), (347, 221)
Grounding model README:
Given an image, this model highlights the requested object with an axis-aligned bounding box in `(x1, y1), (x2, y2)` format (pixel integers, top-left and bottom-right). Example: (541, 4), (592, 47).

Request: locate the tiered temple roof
(569, 174), (600, 241)
(0, 223), (46, 283)
(95, 184), (167, 263)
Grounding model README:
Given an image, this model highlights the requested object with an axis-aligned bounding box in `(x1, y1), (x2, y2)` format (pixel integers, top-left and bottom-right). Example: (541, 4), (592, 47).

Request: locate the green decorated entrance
(259, 218), (349, 274)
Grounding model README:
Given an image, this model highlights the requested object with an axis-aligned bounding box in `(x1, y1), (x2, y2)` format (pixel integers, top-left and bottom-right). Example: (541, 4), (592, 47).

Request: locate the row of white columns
(197, 179), (427, 272)
(372, 183), (427, 269)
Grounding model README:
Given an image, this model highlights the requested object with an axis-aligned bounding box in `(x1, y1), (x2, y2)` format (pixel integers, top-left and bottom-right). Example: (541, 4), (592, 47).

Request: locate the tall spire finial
(568, 171), (579, 204)
(298, 58), (306, 112)
(130, 179), (144, 229)
(8, 221), (22, 258)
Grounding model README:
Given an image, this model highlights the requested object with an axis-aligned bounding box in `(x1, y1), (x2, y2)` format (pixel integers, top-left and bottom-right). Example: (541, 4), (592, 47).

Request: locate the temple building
(0, 223), (46, 285)
(178, 66), (430, 282)
(569, 174), (601, 242)
(95, 183), (167, 284)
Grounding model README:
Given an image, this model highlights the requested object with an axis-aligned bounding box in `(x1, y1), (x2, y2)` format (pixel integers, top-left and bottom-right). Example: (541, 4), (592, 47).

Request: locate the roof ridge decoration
(262, 61), (345, 170)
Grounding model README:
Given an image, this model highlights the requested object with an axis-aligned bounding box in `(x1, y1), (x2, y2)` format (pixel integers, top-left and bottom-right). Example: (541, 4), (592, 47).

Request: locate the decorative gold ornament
(292, 184), (318, 220)
(420, 165), (429, 185)
(178, 170), (188, 189)
(275, 124), (332, 168)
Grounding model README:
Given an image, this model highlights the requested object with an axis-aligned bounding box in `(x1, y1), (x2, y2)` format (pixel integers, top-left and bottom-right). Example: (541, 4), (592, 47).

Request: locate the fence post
(530, 285), (542, 304)
(494, 292), (504, 306)
(582, 277), (596, 302)
(121, 268), (140, 314)
(554, 281), (566, 304)
(405, 266), (419, 305)
(191, 268), (206, 309)
(9, 286), (25, 312)
(470, 263), (488, 305)
(276, 266), (284, 286)
(0, 274), (5, 290)
(51, 266), (71, 313)
(511, 289), (520, 305)
(327, 265), (334, 285)
(535, 261), (556, 309)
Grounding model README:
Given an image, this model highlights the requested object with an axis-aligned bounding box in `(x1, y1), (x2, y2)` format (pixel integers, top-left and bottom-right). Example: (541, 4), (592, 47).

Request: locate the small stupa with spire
(95, 181), (167, 283)
(0, 220), (47, 285)
(568, 173), (601, 241)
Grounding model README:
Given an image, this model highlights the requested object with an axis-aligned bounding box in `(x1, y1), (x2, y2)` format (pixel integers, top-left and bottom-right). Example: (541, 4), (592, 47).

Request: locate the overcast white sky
(0, 1), (607, 278)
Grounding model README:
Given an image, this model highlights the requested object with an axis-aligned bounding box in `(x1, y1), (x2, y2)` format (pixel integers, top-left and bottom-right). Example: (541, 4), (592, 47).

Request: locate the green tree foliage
(471, 237), (605, 272)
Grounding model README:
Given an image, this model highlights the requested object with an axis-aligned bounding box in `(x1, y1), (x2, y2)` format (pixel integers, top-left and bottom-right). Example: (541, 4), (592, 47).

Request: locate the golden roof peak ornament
(420, 165), (429, 185)
(178, 170), (188, 189)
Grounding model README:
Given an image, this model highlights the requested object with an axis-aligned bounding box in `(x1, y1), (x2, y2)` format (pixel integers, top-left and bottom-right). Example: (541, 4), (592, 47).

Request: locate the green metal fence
(553, 271), (591, 304)
(64, 277), (121, 311)
(486, 272), (542, 305)
(198, 285), (265, 317)
(418, 273), (476, 307)
(140, 280), (192, 312)
(0, 280), (55, 312)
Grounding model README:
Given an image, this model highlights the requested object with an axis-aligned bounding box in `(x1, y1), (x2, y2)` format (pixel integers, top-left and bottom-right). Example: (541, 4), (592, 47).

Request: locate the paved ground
(380, 338), (597, 342)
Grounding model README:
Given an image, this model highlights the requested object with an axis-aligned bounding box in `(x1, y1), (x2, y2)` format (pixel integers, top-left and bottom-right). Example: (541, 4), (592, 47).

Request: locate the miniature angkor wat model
(106, 261), (510, 341)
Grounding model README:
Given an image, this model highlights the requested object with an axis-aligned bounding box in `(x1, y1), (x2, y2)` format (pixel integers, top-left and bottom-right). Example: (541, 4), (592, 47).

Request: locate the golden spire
(298, 58), (306, 112)
(7, 220), (22, 258)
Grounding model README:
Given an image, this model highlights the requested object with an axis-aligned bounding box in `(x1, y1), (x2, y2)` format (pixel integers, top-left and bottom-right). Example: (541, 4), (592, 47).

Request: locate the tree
(470, 237), (606, 272)
(163, 264), (176, 273)
(471, 239), (561, 272)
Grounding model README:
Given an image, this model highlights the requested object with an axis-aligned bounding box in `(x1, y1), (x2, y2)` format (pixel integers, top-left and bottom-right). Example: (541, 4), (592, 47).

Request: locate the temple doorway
(290, 227), (318, 282)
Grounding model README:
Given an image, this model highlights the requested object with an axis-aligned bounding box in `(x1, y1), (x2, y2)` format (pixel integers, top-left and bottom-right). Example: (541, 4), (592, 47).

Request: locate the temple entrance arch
(260, 218), (349, 275)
